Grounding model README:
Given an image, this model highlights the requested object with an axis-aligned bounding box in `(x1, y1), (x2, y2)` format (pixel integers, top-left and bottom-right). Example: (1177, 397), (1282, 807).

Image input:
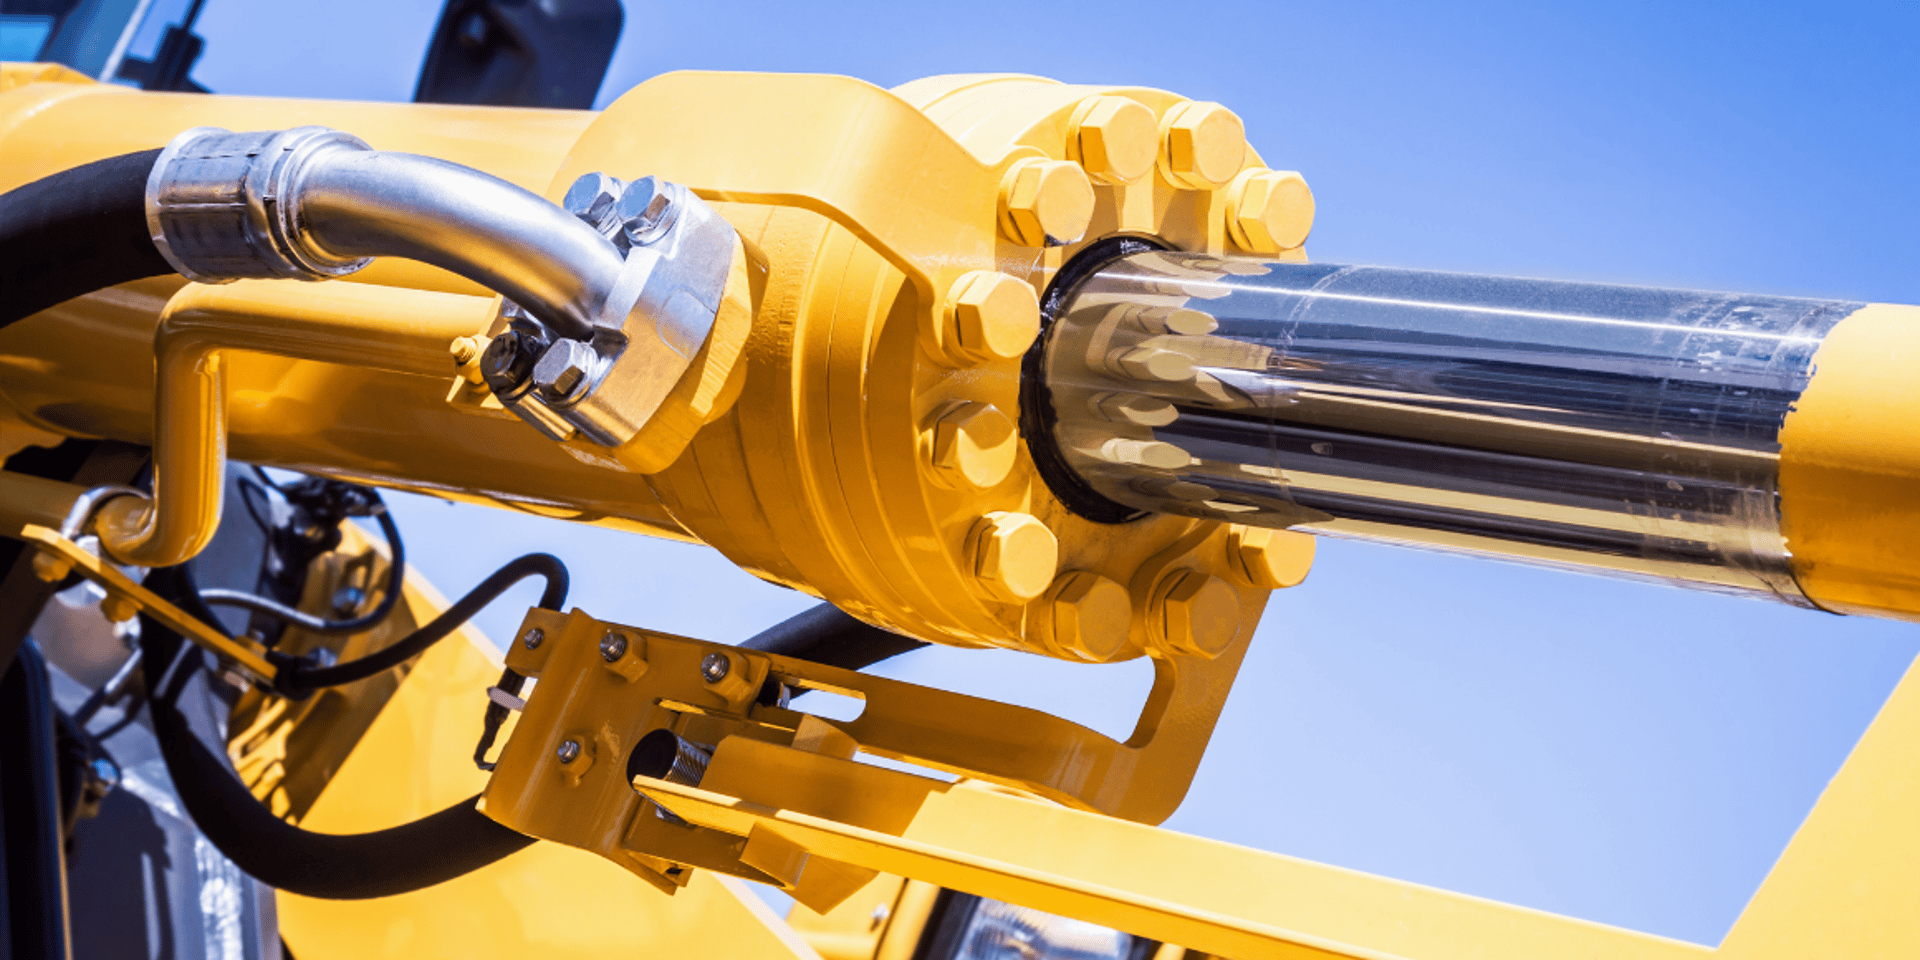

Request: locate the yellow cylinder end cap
(1000, 159), (1095, 247)
(970, 512), (1059, 604)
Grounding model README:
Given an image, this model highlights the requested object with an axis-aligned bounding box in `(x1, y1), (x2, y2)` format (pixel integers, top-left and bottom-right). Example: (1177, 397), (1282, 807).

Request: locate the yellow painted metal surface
(275, 562), (818, 960)
(1779, 302), (1920, 620)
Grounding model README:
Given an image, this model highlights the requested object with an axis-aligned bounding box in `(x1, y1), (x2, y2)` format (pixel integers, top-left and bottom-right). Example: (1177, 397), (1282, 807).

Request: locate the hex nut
(1070, 95), (1159, 185)
(1226, 169), (1315, 254)
(999, 159), (1094, 247)
(1159, 101), (1247, 189)
(1152, 570), (1242, 659)
(30, 551), (72, 584)
(945, 271), (1040, 364)
(1226, 524), (1315, 589)
(969, 512), (1059, 604)
(1042, 571), (1132, 662)
(930, 402), (1019, 489)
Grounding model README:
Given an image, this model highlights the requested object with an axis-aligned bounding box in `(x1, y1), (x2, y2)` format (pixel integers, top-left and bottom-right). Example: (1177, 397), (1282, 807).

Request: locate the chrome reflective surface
(1040, 252), (1862, 601)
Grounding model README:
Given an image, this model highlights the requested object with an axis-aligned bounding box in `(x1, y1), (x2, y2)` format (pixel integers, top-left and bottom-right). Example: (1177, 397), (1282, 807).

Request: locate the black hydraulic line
(200, 505), (408, 635)
(0, 149), (172, 329)
(277, 552), (568, 696)
(0, 642), (75, 959)
(741, 603), (928, 671)
(137, 616), (535, 900)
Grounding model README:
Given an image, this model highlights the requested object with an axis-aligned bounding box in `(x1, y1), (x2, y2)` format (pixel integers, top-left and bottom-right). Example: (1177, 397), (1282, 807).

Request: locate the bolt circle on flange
(1069, 95), (1159, 185)
(998, 158), (1094, 247)
(1226, 168), (1315, 254)
(941, 270), (1040, 365)
(929, 401), (1019, 490)
(968, 512), (1059, 604)
(1150, 570), (1242, 659)
(1159, 101), (1247, 190)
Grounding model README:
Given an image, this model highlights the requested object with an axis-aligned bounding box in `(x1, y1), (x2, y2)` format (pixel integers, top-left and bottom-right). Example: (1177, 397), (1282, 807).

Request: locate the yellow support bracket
(16, 523), (277, 681)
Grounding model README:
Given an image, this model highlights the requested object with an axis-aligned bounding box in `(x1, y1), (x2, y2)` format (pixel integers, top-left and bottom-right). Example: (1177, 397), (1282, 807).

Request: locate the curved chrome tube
(147, 126), (623, 340)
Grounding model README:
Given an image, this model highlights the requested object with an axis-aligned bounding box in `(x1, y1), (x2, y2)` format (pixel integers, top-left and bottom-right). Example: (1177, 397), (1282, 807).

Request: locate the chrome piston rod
(1035, 248), (1862, 603)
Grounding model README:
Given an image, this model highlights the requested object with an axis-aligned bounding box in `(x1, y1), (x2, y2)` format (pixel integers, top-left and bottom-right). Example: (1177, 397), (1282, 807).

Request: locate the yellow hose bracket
(480, 601), (1245, 911)
(17, 523), (277, 681)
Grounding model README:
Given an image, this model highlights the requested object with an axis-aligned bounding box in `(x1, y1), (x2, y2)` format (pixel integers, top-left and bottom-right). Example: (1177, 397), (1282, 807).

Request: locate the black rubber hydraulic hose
(137, 615), (535, 900)
(741, 603), (929, 670)
(0, 149), (172, 329)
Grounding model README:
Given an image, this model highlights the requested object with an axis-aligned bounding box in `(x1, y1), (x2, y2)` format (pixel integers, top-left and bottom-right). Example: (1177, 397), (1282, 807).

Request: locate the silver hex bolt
(556, 739), (581, 764)
(521, 627), (545, 650)
(600, 630), (629, 662)
(531, 337), (597, 404)
(699, 652), (730, 683)
(618, 175), (679, 245)
(562, 171), (626, 235)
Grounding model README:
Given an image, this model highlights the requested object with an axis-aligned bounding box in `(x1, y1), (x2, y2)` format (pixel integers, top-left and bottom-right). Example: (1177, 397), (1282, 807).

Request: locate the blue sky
(168, 1), (1920, 946)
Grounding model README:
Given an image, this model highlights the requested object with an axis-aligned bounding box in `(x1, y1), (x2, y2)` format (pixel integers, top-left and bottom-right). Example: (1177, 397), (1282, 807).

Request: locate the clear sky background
(152, 0), (1920, 946)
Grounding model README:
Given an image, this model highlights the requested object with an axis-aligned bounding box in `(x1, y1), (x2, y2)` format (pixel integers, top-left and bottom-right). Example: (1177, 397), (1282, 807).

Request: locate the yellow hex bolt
(1070, 95), (1159, 185)
(1226, 169), (1316, 254)
(1225, 524), (1315, 589)
(1042, 571), (1133, 662)
(1151, 570), (1242, 659)
(930, 402), (1020, 489)
(1159, 101), (1247, 190)
(100, 593), (139, 624)
(999, 158), (1094, 247)
(31, 550), (73, 583)
(943, 271), (1041, 365)
(969, 511), (1059, 604)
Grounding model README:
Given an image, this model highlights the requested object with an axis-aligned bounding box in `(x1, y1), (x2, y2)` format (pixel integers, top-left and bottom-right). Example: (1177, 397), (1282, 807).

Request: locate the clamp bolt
(999, 159), (1093, 247)
(1070, 95), (1158, 185)
(1226, 169), (1315, 254)
(600, 630), (629, 662)
(521, 627), (545, 650)
(532, 338), (597, 404)
(1151, 570), (1242, 659)
(968, 512), (1059, 604)
(1041, 571), (1133, 662)
(563, 171), (627, 234)
(556, 739), (581, 764)
(699, 652), (730, 683)
(618, 175), (679, 245)
(929, 402), (1019, 489)
(1159, 101), (1247, 189)
(942, 271), (1041, 365)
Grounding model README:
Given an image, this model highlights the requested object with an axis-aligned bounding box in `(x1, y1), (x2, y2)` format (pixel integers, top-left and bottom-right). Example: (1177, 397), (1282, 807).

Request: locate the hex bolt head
(1113, 346), (1196, 383)
(699, 652), (730, 683)
(532, 337), (597, 404)
(1159, 101), (1247, 189)
(556, 739), (582, 764)
(1070, 95), (1159, 185)
(1226, 168), (1316, 254)
(600, 630), (629, 662)
(1226, 524), (1316, 589)
(1099, 438), (1191, 470)
(478, 330), (539, 396)
(999, 158), (1094, 247)
(930, 402), (1019, 489)
(563, 171), (627, 234)
(969, 512), (1059, 604)
(30, 551), (72, 584)
(1090, 392), (1178, 427)
(522, 626), (546, 650)
(618, 175), (678, 245)
(943, 271), (1041, 364)
(1151, 570), (1242, 659)
(1042, 571), (1133, 662)
(99, 594), (138, 624)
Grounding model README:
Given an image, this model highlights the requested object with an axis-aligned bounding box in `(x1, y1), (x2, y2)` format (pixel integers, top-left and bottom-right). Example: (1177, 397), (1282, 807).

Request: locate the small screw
(601, 631), (629, 662)
(869, 903), (891, 930)
(556, 739), (581, 764)
(699, 652), (730, 683)
(522, 627), (545, 650)
(330, 585), (365, 615)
